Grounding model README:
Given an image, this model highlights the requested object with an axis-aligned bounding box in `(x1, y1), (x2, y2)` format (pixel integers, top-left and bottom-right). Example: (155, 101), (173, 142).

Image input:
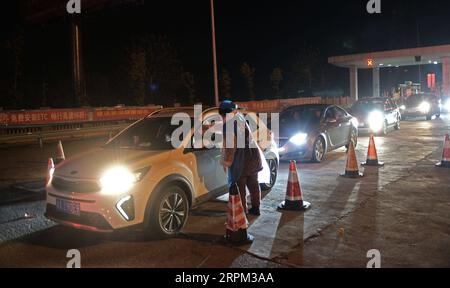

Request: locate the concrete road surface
(0, 116), (449, 268)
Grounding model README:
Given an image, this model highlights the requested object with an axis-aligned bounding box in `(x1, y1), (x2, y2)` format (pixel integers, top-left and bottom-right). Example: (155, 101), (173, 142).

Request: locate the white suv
(45, 107), (279, 237)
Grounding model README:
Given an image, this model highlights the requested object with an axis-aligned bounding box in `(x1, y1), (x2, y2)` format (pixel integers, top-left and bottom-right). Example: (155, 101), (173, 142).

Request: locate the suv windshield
(105, 117), (191, 151)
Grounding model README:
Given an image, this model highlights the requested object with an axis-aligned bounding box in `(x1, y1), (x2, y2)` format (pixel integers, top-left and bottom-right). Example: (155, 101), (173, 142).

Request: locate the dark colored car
(443, 97), (450, 113)
(277, 104), (358, 163)
(400, 93), (441, 120)
(350, 97), (401, 135)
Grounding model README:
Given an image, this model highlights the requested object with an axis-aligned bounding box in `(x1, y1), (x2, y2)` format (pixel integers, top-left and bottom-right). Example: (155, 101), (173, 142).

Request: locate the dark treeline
(7, 0), (447, 110)
(0, 1), (348, 110)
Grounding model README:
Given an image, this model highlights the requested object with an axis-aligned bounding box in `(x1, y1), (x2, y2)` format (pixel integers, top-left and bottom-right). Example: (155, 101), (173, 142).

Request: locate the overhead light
(434, 61), (438, 65)
(379, 63), (384, 66)
(428, 60), (432, 64)
(388, 64), (392, 67)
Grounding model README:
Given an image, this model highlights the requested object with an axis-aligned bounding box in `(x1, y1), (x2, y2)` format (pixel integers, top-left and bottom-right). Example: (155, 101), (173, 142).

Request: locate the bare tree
(220, 69), (232, 100)
(181, 71), (196, 104)
(290, 46), (320, 97)
(127, 35), (186, 106)
(142, 35), (184, 105)
(5, 32), (24, 108)
(240, 62), (256, 100)
(128, 43), (146, 105)
(270, 68), (283, 99)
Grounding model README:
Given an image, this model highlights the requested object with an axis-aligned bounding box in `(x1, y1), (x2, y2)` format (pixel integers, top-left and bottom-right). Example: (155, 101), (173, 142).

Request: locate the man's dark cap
(219, 100), (238, 115)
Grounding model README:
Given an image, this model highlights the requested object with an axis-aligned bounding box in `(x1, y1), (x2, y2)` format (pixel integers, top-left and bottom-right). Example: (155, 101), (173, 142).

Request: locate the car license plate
(56, 199), (81, 216)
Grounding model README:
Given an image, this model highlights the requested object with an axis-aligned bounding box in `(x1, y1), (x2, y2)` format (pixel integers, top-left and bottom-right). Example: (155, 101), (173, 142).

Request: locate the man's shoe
(248, 207), (260, 216)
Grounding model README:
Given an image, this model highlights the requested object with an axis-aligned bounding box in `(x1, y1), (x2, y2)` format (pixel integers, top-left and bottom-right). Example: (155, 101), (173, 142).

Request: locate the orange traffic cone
(225, 183), (254, 245)
(46, 158), (55, 186)
(340, 141), (364, 178)
(436, 134), (450, 168)
(362, 134), (384, 167)
(56, 140), (66, 164)
(278, 160), (311, 211)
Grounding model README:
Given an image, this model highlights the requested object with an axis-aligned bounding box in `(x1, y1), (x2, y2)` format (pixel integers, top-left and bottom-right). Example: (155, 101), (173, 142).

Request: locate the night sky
(1, 0), (450, 108)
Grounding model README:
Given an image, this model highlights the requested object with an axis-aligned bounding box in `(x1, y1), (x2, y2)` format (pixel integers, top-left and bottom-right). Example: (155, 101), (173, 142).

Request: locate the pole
(416, 22), (422, 91)
(210, 0), (220, 107)
(71, 16), (86, 106)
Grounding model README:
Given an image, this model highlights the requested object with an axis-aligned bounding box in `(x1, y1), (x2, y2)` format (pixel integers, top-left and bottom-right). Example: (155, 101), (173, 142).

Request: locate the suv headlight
(100, 166), (150, 195)
(419, 102), (431, 114)
(368, 111), (384, 133)
(289, 133), (308, 146)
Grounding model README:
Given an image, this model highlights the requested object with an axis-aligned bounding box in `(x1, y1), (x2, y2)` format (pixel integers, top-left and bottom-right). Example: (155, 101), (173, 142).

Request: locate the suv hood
(54, 148), (170, 179)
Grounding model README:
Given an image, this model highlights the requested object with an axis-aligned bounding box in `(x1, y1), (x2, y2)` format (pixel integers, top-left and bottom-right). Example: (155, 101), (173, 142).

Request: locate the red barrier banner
(93, 107), (159, 121)
(0, 106), (162, 126)
(0, 109), (89, 126)
(237, 97), (323, 113)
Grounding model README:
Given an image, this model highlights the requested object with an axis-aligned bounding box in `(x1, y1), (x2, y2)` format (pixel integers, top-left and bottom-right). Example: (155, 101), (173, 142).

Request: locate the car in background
(400, 93), (441, 120)
(277, 104), (358, 163)
(440, 96), (450, 114)
(45, 107), (279, 237)
(350, 97), (401, 135)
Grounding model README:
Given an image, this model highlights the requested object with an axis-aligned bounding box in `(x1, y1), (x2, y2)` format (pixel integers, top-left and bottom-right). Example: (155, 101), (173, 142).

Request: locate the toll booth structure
(328, 45), (450, 103)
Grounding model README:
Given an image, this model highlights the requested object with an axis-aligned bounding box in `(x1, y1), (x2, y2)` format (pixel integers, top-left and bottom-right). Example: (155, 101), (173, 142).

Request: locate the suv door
(190, 115), (227, 193)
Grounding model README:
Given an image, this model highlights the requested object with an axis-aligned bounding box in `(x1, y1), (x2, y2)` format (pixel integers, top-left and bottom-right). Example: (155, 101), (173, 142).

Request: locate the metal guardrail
(0, 122), (130, 146)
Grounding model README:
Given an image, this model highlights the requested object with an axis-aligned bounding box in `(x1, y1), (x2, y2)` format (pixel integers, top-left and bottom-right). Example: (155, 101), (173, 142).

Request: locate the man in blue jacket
(219, 101), (263, 216)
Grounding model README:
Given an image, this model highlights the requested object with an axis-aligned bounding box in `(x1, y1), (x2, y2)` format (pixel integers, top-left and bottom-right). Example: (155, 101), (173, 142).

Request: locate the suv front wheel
(260, 159), (278, 190)
(146, 185), (189, 238)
